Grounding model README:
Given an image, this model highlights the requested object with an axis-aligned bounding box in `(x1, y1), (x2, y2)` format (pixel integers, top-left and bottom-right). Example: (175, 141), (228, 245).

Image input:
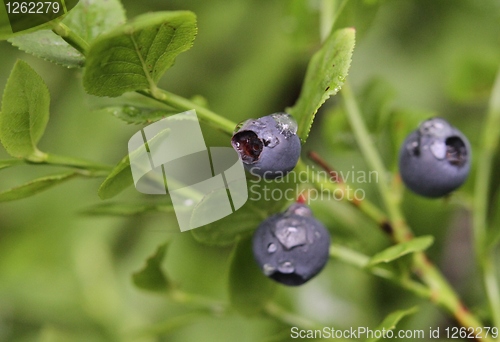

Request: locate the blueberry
(252, 203), (330, 286)
(231, 113), (301, 179)
(398, 117), (471, 198)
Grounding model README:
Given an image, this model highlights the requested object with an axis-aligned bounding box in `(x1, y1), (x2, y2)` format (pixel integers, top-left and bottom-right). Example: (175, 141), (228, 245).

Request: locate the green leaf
(98, 121), (175, 199)
(83, 11), (197, 97)
(0, 6), (52, 41)
(368, 236), (434, 267)
(82, 201), (174, 216)
(103, 105), (177, 124)
(97, 155), (133, 199)
(0, 159), (24, 170)
(62, 0), (126, 43)
(289, 27), (355, 143)
(0, 60), (50, 160)
(228, 236), (276, 315)
(132, 243), (171, 292)
(191, 207), (261, 246)
(366, 306), (418, 342)
(7, 0), (126, 68)
(9, 30), (85, 68)
(0, 172), (77, 202)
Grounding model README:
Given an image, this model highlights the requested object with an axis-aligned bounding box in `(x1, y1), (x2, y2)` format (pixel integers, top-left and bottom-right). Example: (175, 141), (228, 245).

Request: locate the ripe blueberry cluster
(231, 113), (301, 179)
(398, 117), (471, 198)
(252, 203), (330, 286)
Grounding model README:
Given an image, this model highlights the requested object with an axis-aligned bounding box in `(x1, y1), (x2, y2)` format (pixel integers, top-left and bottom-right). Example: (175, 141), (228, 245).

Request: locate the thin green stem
(138, 89), (236, 135)
(341, 83), (494, 341)
(329, 245), (432, 299)
(320, 0), (348, 42)
(51, 22), (89, 55)
(44, 153), (113, 171)
(473, 68), (500, 332)
(341, 83), (410, 242)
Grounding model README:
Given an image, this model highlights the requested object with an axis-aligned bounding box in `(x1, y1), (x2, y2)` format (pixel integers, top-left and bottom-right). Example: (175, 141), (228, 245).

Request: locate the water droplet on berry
(271, 113), (298, 138)
(263, 263), (275, 276)
(430, 140), (446, 160)
(260, 129), (279, 148)
(278, 261), (295, 274)
(273, 219), (307, 250)
(267, 243), (277, 253)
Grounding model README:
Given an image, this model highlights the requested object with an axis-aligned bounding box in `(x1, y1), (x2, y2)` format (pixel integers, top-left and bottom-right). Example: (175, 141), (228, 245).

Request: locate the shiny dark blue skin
(399, 118), (471, 198)
(252, 203), (330, 286)
(231, 113), (301, 179)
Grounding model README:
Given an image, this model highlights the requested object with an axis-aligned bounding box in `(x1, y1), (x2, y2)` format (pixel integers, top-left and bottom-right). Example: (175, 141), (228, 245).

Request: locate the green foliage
(0, 159), (24, 170)
(0, 171), (77, 202)
(191, 208), (260, 246)
(8, 30), (85, 68)
(132, 243), (171, 292)
(103, 104), (177, 124)
(62, 0), (126, 43)
(97, 155), (133, 199)
(228, 236), (276, 315)
(368, 236), (434, 267)
(289, 27), (355, 143)
(0, 60), (50, 160)
(83, 11), (197, 97)
(366, 306), (418, 342)
(7, 0), (126, 68)
(82, 201), (174, 216)
(1, 1), (500, 341)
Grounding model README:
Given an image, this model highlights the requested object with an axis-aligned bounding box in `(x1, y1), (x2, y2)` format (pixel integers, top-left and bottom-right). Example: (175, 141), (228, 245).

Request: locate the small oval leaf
(83, 11), (197, 97)
(132, 243), (171, 293)
(228, 236), (276, 315)
(9, 30), (85, 68)
(368, 236), (434, 267)
(0, 60), (50, 159)
(97, 155), (133, 200)
(366, 306), (418, 342)
(289, 28), (355, 143)
(0, 172), (77, 202)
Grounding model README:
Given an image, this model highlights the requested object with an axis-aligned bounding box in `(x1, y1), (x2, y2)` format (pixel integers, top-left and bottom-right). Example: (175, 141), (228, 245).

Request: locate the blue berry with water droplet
(399, 117), (471, 198)
(231, 113), (301, 179)
(252, 203), (330, 286)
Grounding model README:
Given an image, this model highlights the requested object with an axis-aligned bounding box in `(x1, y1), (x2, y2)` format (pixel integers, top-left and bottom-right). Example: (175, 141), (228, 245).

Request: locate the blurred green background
(1, 0), (500, 341)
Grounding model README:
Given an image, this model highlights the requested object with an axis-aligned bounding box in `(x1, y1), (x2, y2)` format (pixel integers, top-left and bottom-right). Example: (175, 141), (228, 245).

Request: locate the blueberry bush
(0, 1), (500, 341)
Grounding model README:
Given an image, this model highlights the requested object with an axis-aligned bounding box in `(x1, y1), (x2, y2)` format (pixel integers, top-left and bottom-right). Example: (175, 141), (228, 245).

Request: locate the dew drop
(273, 219), (307, 250)
(263, 263), (275, 276)
(260, 129), (279, 148)
(271, 113), (298, 138)
(419, 118), (453, 139)
(123, 105), (140, 116)
(267, 243), (277, 253)
(430, 140), (446, 160)
(278, 261), (295, 274)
